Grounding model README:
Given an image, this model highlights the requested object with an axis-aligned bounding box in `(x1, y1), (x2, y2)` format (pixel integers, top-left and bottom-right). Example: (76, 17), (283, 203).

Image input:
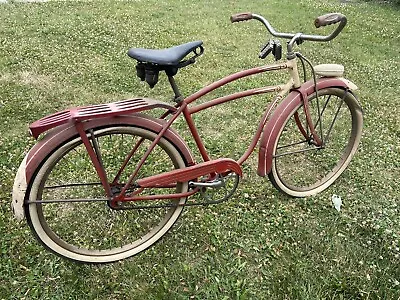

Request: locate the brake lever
(272, 40), (282, 61)
(259, 40), (274, 59)
(260, 40), (282, 61)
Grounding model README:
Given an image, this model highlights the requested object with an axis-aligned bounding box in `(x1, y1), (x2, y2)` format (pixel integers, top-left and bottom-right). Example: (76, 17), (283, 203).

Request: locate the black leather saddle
(128, 41), (203, 66)
(127, 41), (204, 88)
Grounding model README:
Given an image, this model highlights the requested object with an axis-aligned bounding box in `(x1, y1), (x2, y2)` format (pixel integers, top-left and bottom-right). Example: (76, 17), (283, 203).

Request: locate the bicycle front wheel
(269, 87), (363, 197)
(26, 125), (189, 263)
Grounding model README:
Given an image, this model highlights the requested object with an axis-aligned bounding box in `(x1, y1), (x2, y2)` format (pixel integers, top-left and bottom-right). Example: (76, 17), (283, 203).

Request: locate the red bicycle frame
(107, 60), (303, 202)
(29, 57), (323, 204)
(28, 51), (338, 206)
(25, 12), (353, 207)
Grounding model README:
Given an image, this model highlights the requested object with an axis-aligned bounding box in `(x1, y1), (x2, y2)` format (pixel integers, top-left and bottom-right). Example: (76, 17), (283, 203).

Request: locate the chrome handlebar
(231, 12), (347, 57)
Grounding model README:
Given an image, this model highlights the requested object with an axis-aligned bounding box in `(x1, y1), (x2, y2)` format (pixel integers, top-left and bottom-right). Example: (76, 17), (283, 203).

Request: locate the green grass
(1, 0), (399, 299)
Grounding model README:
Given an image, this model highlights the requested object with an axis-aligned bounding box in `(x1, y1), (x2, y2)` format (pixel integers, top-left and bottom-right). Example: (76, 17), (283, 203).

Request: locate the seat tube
(183, 108), (211, 162)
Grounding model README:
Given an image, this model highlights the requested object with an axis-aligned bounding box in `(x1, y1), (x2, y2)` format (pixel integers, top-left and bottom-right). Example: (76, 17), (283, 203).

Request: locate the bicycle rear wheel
(269, 87), (363, 197)
(26, 125), (188, 263)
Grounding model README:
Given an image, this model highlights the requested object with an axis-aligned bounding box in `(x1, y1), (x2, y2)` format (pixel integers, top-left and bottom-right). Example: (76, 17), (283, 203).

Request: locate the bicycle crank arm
(189, 180), (225, 188)
(136, 158), (242, 188)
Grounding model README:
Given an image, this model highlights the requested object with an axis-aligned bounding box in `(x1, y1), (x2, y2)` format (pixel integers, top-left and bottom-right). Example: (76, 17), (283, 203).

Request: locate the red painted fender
(12, 113), (194, 220)
(257, 77), (358, 177)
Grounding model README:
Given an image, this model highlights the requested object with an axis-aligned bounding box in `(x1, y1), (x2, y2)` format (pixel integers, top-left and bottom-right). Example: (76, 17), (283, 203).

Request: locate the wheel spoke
(324, 94), (345, 144)
(274, 145), (322, 158)
(27, 198), (109, 204)
(277, 139), (310, 150)
(314, 94), (332, 129)
(44, 182), (102, 189)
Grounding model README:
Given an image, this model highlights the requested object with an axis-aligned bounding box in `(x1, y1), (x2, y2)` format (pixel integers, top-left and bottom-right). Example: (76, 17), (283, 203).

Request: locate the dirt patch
(19, 71), (54, 88)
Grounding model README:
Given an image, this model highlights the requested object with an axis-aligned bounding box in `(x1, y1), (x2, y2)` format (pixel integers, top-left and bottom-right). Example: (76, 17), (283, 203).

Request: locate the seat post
(168, 76), (184, 103)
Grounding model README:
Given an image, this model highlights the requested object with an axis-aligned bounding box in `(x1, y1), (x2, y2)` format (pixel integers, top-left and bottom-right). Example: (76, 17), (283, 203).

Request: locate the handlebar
(230, 12), (347, 43)
(230, 12), (253, 23)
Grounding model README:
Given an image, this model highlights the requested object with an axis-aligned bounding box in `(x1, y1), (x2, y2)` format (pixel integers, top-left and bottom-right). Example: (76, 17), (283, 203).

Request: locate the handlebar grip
(314, 13), (346, 28)
(230, 13), (253, 23)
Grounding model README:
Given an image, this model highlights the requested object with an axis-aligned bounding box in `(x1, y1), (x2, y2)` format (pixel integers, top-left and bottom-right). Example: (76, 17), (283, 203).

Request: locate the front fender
(11, 113), (194, 220)
(257, 77), (358, 176)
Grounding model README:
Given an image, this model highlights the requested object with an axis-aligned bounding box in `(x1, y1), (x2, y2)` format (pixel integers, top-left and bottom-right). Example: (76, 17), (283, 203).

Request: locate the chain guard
(111, 173), (240, 210)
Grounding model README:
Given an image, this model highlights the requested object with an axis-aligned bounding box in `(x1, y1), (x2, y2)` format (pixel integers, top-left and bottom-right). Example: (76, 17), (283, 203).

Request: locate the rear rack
(29, 98), (176, 139)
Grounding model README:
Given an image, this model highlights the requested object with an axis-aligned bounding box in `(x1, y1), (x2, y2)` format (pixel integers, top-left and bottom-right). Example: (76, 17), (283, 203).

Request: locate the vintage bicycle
(12, 12), (363, 263)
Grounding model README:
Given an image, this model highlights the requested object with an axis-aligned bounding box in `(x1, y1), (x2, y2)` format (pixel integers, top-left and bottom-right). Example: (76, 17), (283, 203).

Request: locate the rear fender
(257, 77), (358, 176)
(11, 113), (194, 220)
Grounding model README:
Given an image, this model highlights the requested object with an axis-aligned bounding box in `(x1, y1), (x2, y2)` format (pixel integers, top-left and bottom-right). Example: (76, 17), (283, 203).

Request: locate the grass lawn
(0, 0), (399, 299)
